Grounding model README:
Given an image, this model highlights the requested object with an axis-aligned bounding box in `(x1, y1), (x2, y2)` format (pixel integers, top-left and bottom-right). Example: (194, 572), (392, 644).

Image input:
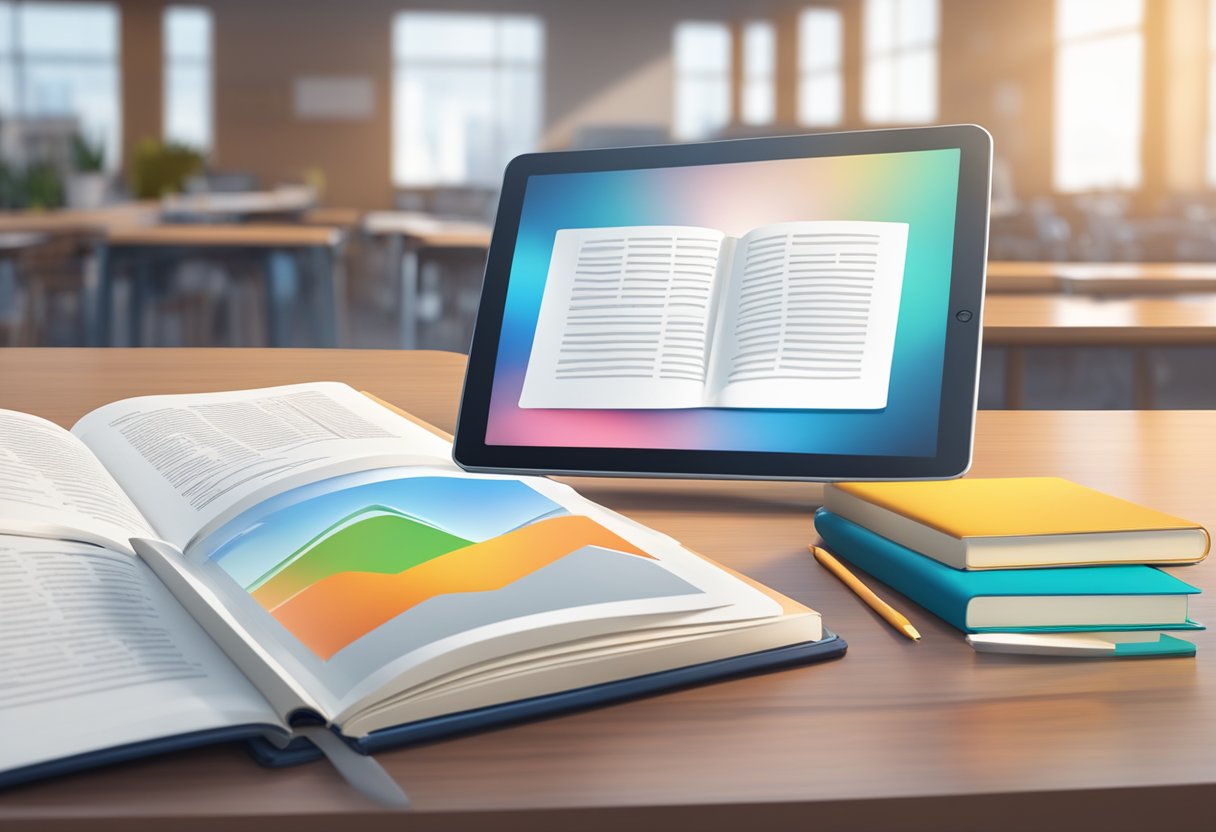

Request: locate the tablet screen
(483, 147), (962, 459)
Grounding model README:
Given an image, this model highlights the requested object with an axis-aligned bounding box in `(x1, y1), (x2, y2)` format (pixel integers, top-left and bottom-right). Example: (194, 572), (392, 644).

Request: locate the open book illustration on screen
(519, 221), (909, 411)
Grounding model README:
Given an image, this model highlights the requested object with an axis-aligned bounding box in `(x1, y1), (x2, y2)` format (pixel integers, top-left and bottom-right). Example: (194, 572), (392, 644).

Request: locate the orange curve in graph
(269, 514), (654, 659)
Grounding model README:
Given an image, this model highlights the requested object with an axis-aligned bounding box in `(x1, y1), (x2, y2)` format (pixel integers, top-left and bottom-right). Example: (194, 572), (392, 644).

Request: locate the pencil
(809, 545), (921, 641)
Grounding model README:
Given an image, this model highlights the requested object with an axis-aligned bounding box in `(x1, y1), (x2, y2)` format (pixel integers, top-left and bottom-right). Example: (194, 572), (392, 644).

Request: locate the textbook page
(0, 410), (155, 553)
(706, 220), (909, 410)
(518, 226), (730, 409)
(0, 535), (284, 776)
(71, 383), (454, 551)
(163, 465), (783, 730)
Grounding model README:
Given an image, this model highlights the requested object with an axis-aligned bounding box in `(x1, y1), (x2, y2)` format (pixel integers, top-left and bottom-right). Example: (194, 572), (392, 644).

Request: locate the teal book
(814, 508), (1202, 633)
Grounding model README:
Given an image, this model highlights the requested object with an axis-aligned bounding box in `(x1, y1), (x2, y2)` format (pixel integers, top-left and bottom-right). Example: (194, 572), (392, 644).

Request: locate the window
(798, 7), (843, 126)
(673, 21), (731, 140)
(862, 0), (938, 123)
(392, 12), (543, 188)
(1207, 1), (1216, 185)
(741, 21), (774, 125)
(0, 1), (121, 168)
(163, 5), (212, 153)
(1054, 0), (1143, 191)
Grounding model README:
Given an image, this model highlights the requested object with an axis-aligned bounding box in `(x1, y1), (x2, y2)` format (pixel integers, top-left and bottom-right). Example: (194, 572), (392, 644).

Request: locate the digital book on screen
(454, 126), (992, 480)
(519, 221), (908, 411)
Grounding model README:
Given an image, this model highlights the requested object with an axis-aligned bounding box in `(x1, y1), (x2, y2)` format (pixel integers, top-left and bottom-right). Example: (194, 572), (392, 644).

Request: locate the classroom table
(0, 203), (161, 235)
(0, 205), (162, 346)
(99, 224), (344, 348)
(982, 293), (1216, 407)
(0, 232), (49, 344)
(0, 347), (1213, 832)
(982, 293), (1216, 346)
(364, 211), (492, 348)
(987, 260), (1216, 295)
(160, 187), (316, 223)
(301, 207), (363, 228)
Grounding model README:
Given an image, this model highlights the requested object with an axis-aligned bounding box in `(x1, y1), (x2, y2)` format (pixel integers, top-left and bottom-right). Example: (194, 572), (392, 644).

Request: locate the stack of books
(815, 477), (1210, 657)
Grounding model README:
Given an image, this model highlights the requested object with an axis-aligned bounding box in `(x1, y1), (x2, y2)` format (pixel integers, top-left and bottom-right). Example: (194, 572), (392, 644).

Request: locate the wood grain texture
(983, 293), (1216, 345)
(0, 348), (1214, 831)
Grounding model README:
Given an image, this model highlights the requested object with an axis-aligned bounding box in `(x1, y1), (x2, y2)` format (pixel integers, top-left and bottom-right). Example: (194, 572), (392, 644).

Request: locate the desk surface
(106, 223), (340, 248)
(1, 348), (1214, 832)
(0, 203), (161, 234)
(982, 293), (1216, 345)
(161, 187), (315, 218)
(988, 260), (1216, 295)
(364, 211), (493, 248)
(302, 207), (363, 227)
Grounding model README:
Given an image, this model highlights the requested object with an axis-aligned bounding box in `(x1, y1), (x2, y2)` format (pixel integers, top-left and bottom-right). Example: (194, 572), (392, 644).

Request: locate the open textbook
(520, 221), (909, 411)
(0, 383), (839, 791)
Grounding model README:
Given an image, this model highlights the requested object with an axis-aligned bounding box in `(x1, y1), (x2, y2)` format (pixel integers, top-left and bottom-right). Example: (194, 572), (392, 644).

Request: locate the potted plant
(128, 138), (206, 199)
(22, 162), (64, 210)
(67, 132), (109, 209)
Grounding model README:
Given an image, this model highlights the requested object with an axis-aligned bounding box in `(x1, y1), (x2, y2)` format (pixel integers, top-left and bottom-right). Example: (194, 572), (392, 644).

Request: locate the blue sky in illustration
(204, 468), (564, 587)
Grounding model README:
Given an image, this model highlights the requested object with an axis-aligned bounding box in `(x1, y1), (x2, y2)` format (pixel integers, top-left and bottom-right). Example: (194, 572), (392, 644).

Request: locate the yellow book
(823, 477), (1210, 570)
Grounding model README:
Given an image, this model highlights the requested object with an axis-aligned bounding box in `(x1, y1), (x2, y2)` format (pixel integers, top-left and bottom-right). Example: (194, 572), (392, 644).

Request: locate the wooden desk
(0, 348), (1213, 832)
(983, 293), (1216, 347)
(100, 224), (344, 348)
(983, 293), (1216, 407)
(301, 207), (363, 228)
(106, 225), (338, 249)
(363, 211), (493, 249)
(160, 187), (316, 223)
(0, 232), (50, 345)
(988, 261), (1216, 295)
(0, 203), (160, 234)
(985, 261), (1063, 293)
(364, 211), (492, 348)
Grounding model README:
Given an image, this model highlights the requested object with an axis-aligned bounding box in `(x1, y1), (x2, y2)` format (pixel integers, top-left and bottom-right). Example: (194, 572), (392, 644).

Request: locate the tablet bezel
(454, 125), (991, 481)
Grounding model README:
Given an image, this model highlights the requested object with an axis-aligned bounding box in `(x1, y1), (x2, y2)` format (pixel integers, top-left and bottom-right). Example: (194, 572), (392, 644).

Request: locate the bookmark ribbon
(297, 726), (411, 809)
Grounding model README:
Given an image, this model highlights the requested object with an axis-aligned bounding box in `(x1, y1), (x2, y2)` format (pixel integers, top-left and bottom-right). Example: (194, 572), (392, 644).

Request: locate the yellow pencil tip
(903, 625), (922, 640)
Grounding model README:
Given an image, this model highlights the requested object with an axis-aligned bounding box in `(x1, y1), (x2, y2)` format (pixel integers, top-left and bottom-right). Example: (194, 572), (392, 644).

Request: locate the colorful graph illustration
(209, 473), (696, 660)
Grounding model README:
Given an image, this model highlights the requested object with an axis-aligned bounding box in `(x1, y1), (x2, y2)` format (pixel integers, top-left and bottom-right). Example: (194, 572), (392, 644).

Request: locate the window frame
(862, 0), (939, 125)
(1206, 0), (1216, 186)
(162, 4), (214, 154)
(0, 0), (122, 169)
(1052, 0), (1144, 192)
(798, 6), (844, 127)
(741, 19), (775, 126)
(391, 10), (545, 189)
(672, 19), (733, 141)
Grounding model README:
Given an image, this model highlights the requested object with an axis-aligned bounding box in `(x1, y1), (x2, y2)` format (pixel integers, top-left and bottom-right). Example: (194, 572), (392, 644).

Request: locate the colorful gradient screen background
(486, 148), (961, 457)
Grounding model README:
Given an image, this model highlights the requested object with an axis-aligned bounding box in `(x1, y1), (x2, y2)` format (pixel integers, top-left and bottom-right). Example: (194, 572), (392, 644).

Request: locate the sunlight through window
(799, 7), (843, 127)
(674, 21), (732, 140)
(1054, 0), (1144, 192)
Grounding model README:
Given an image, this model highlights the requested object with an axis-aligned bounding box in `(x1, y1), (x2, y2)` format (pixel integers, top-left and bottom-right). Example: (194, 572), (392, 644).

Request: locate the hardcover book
(0, 383), (842, 790)
(823, 477), (1210, 570)
(814, 508), (1201, 633)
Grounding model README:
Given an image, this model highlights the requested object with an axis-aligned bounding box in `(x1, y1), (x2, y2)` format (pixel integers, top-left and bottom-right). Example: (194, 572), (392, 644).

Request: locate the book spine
(814, 508), (971, 630)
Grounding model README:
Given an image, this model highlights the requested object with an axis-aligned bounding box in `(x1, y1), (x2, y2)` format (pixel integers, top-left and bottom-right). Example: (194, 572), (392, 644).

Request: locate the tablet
(454, 125), (991, 480)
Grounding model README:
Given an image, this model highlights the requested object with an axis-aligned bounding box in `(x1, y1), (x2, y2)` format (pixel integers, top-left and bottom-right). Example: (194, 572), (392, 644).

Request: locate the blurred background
(0, 0), (1213, 409)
